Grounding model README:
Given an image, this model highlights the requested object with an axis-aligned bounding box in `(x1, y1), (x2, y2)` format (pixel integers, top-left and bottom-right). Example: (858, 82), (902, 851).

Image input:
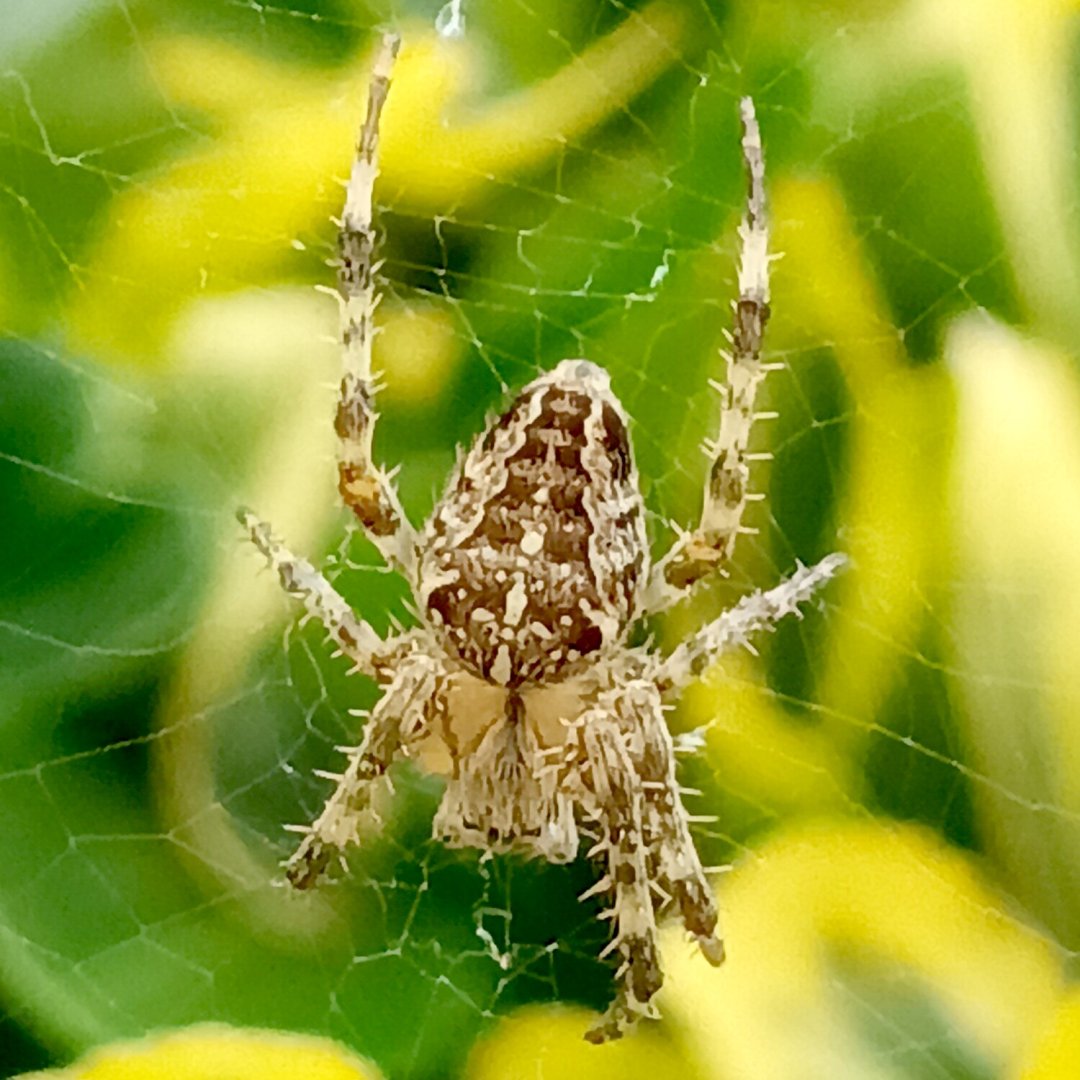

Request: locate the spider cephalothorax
(239, 31), (844, 1042)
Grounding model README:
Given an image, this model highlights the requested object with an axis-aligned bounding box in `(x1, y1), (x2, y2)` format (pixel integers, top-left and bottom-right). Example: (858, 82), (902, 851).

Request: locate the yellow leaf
(662, 820), (1062, 1080)
(16, 1024), (382, 1080)
(465, 1004), (700, 1080)
(773, 177), (952, 761)
(377, 2), (686, 209)
(69, 5), (686, 365)
(1014, 988), (1080, 1080)
(909, 0), (1080, 344)
(948, 312), (1080, 948)
(684, 653), (859, 816)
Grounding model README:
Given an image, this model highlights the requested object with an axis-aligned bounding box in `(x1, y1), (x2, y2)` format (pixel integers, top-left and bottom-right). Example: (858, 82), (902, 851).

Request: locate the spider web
(3, 1), (1080, 1077)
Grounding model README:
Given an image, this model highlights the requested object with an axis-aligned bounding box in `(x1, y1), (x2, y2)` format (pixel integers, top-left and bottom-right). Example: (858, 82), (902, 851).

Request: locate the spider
(238, 31), (845, 1042)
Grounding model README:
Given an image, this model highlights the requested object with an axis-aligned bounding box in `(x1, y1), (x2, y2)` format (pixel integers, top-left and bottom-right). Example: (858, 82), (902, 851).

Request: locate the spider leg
(334, 32), (417, 575)
(659, 552), (847, 689)
(580, 675), (723, 1044)
(238, 509), (384, 673)
(633, 685), (724, 966)
(284, 654), (438, 889)
(646, 97), (774, 612)
(580, 702), (664, 1043)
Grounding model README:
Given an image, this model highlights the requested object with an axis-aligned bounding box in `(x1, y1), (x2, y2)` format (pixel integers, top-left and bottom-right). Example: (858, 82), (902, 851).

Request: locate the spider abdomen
(419, 360), (648, 688)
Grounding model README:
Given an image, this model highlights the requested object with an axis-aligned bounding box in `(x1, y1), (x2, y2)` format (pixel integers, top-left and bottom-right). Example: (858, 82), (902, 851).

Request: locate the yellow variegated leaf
(1013, 989), (1080, 1080)
(773, 178), (952, 761)
(69, 4), (686, 365)
(16, 1025), (382, 1080)
(465, 1004), (699, 1080)
(661, 820), (1063, 1080)
(948, 312), (1080, 949)
(908, 0), (1080, 344)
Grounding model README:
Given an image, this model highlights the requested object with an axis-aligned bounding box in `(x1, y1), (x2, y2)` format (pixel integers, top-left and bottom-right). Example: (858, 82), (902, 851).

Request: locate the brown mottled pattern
(419, 367), (647, 687)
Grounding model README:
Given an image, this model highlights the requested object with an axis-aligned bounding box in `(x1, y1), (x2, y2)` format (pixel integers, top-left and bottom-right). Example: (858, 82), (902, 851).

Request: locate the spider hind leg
(284, 653), (439, 889)
(579, 673), (724, 1042)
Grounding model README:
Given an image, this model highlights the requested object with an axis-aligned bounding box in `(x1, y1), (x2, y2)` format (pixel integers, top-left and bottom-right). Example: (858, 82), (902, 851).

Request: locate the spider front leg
(333, 32), (417, 575)
(646, 97), (774, 611)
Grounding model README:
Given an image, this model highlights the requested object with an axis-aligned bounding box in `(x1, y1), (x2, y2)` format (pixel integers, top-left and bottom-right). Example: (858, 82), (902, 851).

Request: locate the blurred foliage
(4, 0), (1080, 1077)
(17, 1026), (385, 1080)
